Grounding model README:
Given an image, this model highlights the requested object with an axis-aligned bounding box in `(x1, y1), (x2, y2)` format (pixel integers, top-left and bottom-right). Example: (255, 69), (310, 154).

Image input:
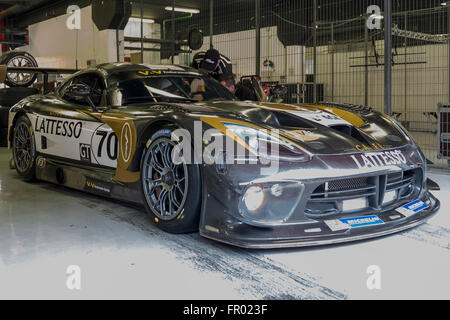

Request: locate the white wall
(191, 26), (305, 82)
(27, 9), (449, 130)
(28, 6), (123, 69)
(315, 41), (448, 122)
(124, 21), (161, 65)
(192, 27), (447, 130)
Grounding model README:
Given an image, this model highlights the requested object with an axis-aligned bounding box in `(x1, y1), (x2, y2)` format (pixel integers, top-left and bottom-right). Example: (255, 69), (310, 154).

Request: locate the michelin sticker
(396, 200), (429, 218)
(326, 215), (384, 232)
(147, 129), (172, 148)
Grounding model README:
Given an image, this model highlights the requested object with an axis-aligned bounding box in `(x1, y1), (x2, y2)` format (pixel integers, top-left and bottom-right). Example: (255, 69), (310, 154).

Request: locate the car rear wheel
(12, 115), (36, 181)
(140, 131), (201, 234)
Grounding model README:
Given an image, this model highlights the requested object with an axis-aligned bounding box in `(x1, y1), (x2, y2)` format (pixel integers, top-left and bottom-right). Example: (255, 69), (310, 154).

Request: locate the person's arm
(218, 55), (233, 75)
(236, 85), (258, 101)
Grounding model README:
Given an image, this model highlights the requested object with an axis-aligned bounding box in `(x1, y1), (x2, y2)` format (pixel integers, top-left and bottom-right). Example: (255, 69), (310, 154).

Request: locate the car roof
(94, 62), (198, 75)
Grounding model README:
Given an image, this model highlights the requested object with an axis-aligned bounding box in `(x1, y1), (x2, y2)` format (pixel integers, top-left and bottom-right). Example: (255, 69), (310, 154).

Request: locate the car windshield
(113, 74), (236, 104)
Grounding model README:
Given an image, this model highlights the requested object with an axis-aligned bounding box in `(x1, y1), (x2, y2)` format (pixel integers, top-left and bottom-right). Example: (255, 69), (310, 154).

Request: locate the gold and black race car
(6, 61), (440, 248)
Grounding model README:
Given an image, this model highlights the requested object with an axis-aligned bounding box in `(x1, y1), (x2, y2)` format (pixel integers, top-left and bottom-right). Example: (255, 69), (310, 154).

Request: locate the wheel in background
(0, 51), (38, 88)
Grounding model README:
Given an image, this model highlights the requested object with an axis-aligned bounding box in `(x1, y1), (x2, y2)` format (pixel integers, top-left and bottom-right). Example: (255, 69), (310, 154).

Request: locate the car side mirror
(109, 87), (123, 107)
(65, 83), (97, 111)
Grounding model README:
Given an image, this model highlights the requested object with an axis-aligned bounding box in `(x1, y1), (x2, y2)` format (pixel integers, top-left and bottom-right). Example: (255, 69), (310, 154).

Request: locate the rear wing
(0, 65), (79, 92)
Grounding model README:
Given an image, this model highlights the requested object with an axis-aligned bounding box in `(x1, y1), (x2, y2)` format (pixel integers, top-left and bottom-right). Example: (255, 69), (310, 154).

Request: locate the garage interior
(0, 0), (449, 299)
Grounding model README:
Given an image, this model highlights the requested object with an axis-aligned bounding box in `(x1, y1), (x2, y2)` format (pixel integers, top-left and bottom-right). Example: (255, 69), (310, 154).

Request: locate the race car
(7, 62), (440, 248)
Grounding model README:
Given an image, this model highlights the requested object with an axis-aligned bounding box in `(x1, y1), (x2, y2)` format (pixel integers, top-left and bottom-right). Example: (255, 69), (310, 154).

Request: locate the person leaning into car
(192, 48), (233, 81)
(219, 72), (257, 101)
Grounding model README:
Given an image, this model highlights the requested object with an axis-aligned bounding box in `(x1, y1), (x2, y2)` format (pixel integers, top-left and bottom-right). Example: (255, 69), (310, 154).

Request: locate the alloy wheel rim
(14, 122), (34, 172)
(142, 139), (188, 221)
(7, 56), (34, 85)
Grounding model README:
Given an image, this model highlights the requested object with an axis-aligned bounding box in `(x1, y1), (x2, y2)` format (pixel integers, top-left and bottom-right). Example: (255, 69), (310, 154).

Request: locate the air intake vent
(305, 169), (421, 219)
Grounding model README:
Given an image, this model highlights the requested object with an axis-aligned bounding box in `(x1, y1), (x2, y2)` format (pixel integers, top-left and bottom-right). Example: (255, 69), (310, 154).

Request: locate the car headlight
(243, 184), (266, 212)
(223, 122), (311, 162)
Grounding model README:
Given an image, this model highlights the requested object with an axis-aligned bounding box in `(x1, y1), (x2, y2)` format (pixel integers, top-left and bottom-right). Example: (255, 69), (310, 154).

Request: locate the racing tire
(0, 51), (39, 88)
(12, 115), (36, 181)
(140, 130), (202, 234)
(0, 87), (39, 108)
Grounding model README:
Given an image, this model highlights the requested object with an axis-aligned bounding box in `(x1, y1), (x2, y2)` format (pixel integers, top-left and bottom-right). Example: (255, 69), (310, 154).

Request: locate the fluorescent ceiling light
(129, 17), (155, 24)
(370, 14), (384, 20)
(164, 6), (200, 14)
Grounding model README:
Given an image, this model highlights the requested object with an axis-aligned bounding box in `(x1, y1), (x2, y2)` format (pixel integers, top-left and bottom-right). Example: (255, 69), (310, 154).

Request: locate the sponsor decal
(36, 157), (47, 169)
(34, 116), (82, 139)
(138, 70), (162, 76)
(79, 144), (92, 163)
(84, 178), (111, 195)
(350, 150), (407, 169)
(355, 143), (385, 152)
(286, 129), (320, 142)
(313, 113), (341, 122)
(340, 215), (384, 228)
(92, 125), (118, 167)
(305, 104), (366, 127)
(396, 200), (429, 218)
(260, 104), (352, 127)
(147, 129), (172, 148)
(120, 123), (133, 163)
(163, 70), (199, 75)
(257, 103), (366, 127)
(84, 111), (139, 183)
(283, 109), (349, 127)
(326, 215), (384, 231)
(91, 124), (118, 168)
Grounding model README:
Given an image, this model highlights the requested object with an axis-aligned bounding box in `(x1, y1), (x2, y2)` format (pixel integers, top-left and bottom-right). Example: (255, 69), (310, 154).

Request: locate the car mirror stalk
(86, 96), (98, 112)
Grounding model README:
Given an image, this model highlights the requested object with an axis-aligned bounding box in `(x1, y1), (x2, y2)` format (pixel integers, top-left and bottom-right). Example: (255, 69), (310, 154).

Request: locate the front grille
(328, 177), (370, 191)
(386, 171), (416, 198)
(310, 177), (375, 201)
(305, 169), (421, 218)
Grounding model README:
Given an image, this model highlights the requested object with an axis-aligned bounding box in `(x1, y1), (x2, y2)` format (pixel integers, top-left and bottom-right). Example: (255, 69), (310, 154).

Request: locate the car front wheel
(140, 131), (201, 234)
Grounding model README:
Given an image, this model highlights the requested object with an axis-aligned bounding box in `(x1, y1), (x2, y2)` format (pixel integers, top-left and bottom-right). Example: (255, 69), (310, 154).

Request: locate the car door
(30, 71), (118, 170)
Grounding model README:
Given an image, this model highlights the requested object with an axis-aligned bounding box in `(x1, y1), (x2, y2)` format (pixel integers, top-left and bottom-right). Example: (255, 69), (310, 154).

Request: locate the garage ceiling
(131, 0), (203, 20)
(0, 0), (448, 47)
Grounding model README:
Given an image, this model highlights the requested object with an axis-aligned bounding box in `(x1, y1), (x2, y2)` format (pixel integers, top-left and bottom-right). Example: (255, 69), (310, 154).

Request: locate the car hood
(124, 99), (412, 155)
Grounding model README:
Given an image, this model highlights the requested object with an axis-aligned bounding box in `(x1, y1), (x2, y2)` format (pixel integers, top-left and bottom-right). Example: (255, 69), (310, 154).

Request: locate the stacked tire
(0, 88), (39, 147)
(0, 51), (39, 88)
(0, 51), (39, 147)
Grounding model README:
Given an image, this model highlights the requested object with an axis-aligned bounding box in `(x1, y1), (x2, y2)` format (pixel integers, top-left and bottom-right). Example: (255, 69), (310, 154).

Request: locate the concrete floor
(0, 147), (449, 300)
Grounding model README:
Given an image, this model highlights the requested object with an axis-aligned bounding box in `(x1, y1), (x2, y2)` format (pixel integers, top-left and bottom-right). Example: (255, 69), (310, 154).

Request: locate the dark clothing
(201, 49), (221, 71)
(192, 51), (233, 80)
(235, 84), (258, 101)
